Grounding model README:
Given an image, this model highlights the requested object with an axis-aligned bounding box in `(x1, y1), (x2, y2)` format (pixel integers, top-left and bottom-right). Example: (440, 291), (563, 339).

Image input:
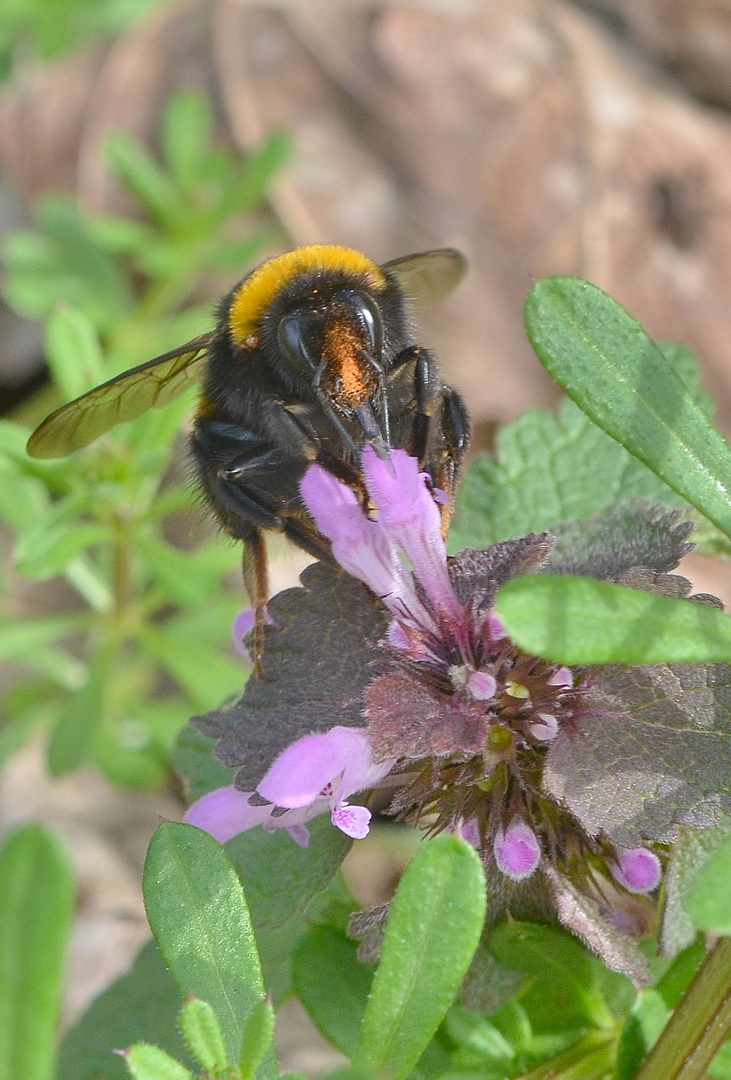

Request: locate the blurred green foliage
(0, 88), (289, 787)
(0, 0), (161, 83)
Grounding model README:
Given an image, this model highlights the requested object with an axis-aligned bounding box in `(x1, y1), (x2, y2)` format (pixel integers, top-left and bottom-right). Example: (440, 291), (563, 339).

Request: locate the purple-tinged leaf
(544, 865), (651, 984)
(193, 562), (388, 791)
(545, 663), (731, 846)
(545, 501), (693, 580)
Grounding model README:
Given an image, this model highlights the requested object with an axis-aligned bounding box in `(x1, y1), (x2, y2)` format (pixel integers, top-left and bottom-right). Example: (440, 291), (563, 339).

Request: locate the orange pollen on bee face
(228, 245), (386, 348)
(325, 320), (377, 409)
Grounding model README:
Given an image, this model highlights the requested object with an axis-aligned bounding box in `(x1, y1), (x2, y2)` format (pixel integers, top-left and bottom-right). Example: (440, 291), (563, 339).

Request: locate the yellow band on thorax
(228, 245), (386, 346)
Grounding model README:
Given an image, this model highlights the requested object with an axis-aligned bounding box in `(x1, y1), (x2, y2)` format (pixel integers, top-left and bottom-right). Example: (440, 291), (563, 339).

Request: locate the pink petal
(467, 670), (497, 701)
(362, 448), (463, 623)
(332, 801), (372, 839)
(494, 819), (541, 881)
(300, 464), (415, 613)
(285, 824), (311, 847)
(610, 848), (662, 894)
(529, 713), (559, 741)
(459, 819), (481, 848)
(548, 666), (573, 690)
(185, 788), (272, 844)
(258, 726), (382, 809)
(231, 607), (276, 660)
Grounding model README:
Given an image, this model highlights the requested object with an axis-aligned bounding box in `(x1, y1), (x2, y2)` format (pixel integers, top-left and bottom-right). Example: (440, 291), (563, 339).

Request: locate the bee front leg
(389, 348), (471, 530)
(390, 346), (444, 467)
(435, 386), (470, 530)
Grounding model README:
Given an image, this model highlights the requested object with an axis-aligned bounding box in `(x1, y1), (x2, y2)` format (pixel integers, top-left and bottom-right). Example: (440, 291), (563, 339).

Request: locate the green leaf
(226, 814), (352, 930)
(86, 214), (156, 255)
(4, 196), (134, 330)
(661, 821), (731, 957)
(655, 937), (707, 1010)
(0, 471), (49, 531)
(442, 1006), (516, 1067)
(106, 134), (183, 229)
(0, 825), (75, 1080)
(47, 639), (114, 775)
(0, 709), (48, 772)
(139, 626), (243, 710)
(44, 305), (105, 403)
(143, 823), (271, 1072)
(238, 999), (275, 1080)
(218, 131), (291, 218)
(124, 1044), (195, 1080)
(161, 90), (212, 195)
(711, 1039), (731, 1079)
(685, 831), (731, 932)
(293, 926), (373, 1057)
(524, 277), (731, 540)
(0, 614), (88, 662)
(178, 998), (227, 1074)
(496, 574), (731, 665)
(173, 723), (238, 803)
(450, 396), (689, 552)
(353, 835), (486, 1080)
(254, 918), (303, 1008)
(135, 535), (222, 609)
(14, 489), (106, 581)
(17, 522), (107, 580)
(57, 941), (191, 1080)
(614, 989), (669, 1080)
(488, 923), (613, 1032)
(206, 232), (279, 273)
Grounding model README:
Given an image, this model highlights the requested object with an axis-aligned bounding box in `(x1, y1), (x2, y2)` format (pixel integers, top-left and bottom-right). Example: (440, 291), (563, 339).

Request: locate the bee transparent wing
(27, 333), (214, 459)
(382, 248), (467, 307)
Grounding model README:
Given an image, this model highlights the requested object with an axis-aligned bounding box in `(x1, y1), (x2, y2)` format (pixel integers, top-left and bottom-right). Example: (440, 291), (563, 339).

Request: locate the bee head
(226, 248), (410, 450)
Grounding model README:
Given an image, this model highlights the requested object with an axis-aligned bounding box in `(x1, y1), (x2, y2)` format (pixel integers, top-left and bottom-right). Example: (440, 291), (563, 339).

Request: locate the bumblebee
(28, 245), (470, 665)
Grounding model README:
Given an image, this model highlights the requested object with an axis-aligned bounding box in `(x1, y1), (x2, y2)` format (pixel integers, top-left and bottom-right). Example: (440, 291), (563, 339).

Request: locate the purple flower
(610, 847), (662, 894)
(187, 725), (393, 845)
(231, 607), (276, 660)
(493, 819), (542, 881)
(189, 448), (730, 979)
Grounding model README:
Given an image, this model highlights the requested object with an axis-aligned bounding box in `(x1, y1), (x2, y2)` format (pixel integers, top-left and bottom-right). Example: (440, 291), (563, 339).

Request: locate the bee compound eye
(277, 312), (317, 372)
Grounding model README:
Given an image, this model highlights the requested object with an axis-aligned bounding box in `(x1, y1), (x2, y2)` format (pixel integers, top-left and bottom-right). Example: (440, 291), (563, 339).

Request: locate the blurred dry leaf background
(4, 0), (731, 1062)
(8, 0), (731, 432)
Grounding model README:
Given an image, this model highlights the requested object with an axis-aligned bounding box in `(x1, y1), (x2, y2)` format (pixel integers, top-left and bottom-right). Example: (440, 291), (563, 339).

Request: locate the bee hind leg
(242, 528), (269, 680)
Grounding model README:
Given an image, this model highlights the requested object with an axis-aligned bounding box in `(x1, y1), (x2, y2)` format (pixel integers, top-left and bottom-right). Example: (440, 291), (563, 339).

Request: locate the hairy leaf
(544, 501), (693, 580)
(544, 866), (651, 983)
(194, 563), (388, 791)
(524, 278), (731, 539)
(545, 663), (731, 846)
(226, 816), (351, 930)
(451, 399), (689, 551)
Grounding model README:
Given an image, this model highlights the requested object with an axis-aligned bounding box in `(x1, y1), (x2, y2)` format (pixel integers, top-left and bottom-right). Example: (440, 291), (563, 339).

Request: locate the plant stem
(518, 1030), (616, 1079)
(635, 935), (731, 1080)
